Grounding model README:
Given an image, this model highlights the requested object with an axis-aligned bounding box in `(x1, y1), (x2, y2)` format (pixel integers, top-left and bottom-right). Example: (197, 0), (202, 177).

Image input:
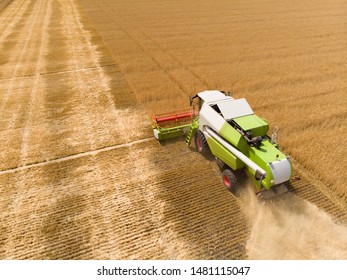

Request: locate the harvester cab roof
(197, 91), (254, 120)
(195, 91), (269, 143)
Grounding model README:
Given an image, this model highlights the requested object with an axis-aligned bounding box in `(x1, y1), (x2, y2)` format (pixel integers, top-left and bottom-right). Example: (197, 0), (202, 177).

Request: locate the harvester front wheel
(221, 169), (237, 193)
(195, 130), (209, 155)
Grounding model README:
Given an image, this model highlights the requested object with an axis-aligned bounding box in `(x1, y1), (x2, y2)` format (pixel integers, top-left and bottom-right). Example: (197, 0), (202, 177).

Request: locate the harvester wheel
(195, 130), (209, 155)
(221, 169), (237, 193)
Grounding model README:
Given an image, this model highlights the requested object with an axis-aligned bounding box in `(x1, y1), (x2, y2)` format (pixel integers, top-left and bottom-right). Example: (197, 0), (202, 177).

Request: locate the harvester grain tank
(152, 90), (292, 199)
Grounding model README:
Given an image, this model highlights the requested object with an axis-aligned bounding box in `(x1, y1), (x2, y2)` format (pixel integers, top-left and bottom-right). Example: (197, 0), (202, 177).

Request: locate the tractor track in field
(0, 0), (13, 13)
(18, 0), (52, 167)
(0, 0), (51, 258)
(0, 0), (42, 108)
(0, 137), (155, 176)
(0, 0), (48, 170)
(0, 63), (119, 83)
(0, 0), (29, 42)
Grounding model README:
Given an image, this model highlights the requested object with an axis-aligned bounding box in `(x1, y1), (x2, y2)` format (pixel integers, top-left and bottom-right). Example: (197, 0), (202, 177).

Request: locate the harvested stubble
(0, 0), (153, 259)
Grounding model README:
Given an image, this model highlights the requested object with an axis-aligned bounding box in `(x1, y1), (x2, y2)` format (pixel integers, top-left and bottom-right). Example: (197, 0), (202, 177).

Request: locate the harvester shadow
(42, 194), (92, 260)
(152, 140), (249, 259)
(0, 224), (8, 258)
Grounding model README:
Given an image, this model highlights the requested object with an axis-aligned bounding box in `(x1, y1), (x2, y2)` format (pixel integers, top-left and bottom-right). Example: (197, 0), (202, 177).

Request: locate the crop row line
(0, 0), (43, 113)
(0, 0), (14, 14)
(18, 0), (52, 166)
(0, 0), (28, 42)
(0, 63), (118, 83)
(0, 137), (155, 176)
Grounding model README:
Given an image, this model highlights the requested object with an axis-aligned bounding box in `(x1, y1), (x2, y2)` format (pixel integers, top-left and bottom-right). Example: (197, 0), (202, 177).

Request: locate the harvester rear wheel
(221, 169), (237, 193)
(195, 130), (209, 155)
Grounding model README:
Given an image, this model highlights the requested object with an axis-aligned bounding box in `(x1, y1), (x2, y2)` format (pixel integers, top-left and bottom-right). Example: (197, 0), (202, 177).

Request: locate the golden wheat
(81, 0), (347, 195)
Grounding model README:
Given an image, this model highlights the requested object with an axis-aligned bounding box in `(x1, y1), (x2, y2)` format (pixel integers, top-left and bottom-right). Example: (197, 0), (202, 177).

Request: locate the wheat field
(81, 0), (347, 193)
(0, 0), (346, 260)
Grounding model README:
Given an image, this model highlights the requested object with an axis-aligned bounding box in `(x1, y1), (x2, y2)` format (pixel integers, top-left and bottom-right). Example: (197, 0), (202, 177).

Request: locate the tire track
(0, 0), (29, 43)
(0, 0), (42, 109)
(1, 0), (51, 258)
(18, 0), (52, 166)
(0, 0), (45, 170)
(0, 0), (13, 13)
(0, 137), (154, 176)
(0, 63), (118, 82)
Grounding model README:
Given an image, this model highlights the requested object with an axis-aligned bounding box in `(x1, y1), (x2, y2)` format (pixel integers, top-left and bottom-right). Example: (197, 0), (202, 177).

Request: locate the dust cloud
(240, 186), (347, 259)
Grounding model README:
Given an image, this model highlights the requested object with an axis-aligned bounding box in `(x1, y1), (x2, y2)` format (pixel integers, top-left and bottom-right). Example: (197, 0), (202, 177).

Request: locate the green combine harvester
(152, 90), (292, 199)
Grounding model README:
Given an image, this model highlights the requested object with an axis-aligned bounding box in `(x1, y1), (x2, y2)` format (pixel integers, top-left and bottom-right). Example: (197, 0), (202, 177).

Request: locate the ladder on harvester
(185, 118), (199, 146)
(271, 126), (279, 145)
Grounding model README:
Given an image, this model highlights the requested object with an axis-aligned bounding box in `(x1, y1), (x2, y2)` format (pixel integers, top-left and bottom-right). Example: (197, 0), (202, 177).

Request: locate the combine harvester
(152, 90), (292, 199)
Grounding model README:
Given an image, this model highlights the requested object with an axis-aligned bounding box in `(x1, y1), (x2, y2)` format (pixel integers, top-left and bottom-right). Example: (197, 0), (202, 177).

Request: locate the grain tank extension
(152, 90), (292, 199)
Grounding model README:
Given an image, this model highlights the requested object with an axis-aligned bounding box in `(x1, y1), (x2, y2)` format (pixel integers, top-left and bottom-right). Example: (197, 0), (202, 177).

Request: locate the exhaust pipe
(204, 126), (267, 178)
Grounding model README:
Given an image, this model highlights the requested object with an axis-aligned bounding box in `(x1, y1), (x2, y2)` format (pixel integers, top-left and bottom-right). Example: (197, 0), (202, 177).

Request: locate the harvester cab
(152, 90), (292, 199)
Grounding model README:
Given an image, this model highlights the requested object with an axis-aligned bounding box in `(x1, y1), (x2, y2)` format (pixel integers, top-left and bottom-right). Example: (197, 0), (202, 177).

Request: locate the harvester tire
(195, 130), (209, 155)
(221, 169), (237, 193)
